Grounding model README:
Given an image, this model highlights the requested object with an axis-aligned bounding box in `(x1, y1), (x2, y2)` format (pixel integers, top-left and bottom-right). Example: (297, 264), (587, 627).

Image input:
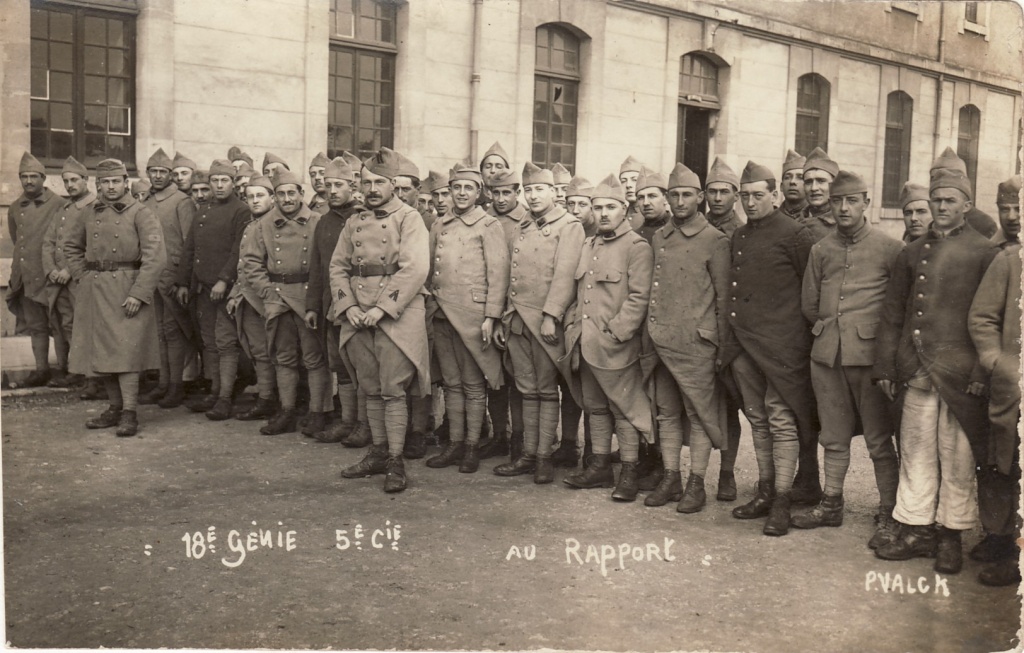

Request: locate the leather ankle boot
(383, 455), (407, 493)
(188, 393), (218, 413)
(235, 396), (277, 421)
(205, 398), (234, 421)
(314, 420), (354, 444)
(403, 430), (428, 459)
(260, 409), (297, 435)
(459, 444), (480, 473)
(934, 527), (964, 574)
(791, 494), (844, 529)
(868, 505), (900, 550)
(138, 384), (167, 405)
(509, 432), (524, 462)
(341, 422), (371, 448)
(644, 470), (683, 507)
(341, 444), (389, 478)
(875, 523), (938, 561)
(534, 456), (555, 484)
(970, 533), (1016, 563)
(550, 440), (580, 468)
(979, 554), (1022, 586)
(86, 406), (122, 429)
(763, 491), (791, 536)
(789, 459), (823, 506)
(115, 410), (139, 437)
(301, 411), (328, 437)
(564, 454), (614, 489)
(611, 462), (640, 501)
(732, 480), (775, 519)
(157, 384), (185, 409)
(494, 453), (537, 477)
(717, 470), (737, 502)
(478, 431), (510, 459)
(637, 444), (664, 491)
(676, 474), (707, 514)
(427, 441), (466, 468)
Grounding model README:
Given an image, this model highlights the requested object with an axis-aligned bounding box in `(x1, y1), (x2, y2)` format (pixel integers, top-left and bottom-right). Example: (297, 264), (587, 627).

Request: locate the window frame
(959, 2), (990, 39)
(679, 53), (720, 109)
(882, 91), (914, 208)
(532, 24), (581, 173)
(30, 1), (137, 171)
(327, 0), (398, 161)
(957, 104), (981, 199)
(794, 73), (831, 156)
(885, 1), (923, 21)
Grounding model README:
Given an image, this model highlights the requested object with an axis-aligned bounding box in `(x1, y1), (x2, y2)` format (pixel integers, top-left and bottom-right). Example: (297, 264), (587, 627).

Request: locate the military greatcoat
(64, 195), (166, 374)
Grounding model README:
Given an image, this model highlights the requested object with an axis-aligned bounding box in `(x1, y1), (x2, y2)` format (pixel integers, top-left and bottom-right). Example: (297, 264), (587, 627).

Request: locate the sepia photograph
(0, 0), (1022, 651)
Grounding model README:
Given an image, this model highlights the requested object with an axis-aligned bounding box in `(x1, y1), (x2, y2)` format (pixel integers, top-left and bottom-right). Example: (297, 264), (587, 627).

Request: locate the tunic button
(276, 247), (281, 251)
(917, 311), (923, 316)
(382, 225), (387, 229)
(114, 234), (119, 238)
(355, 241), (361, 246)
(379, 282), (384, 287)
(358, 284), (364, 289)
(94, 233), (99, 237)
(512, 262), (517, 267)
(654, 282), (659, 286)
(917, 293), (924, 298)
(435, 257), (440, 262)
(924, 244), (930, 249)
(650, 300), (655, 305)
(302, 261), (306, 265)
(659, 247), (665, 252)
(357, 228), (361, 232)
(922, 260), (927, 265)
(584, 299), (590, 304)
(112, 248), (116, 252)
(511, 277), (517, 282)
(303, 247), (308, 251)
(587, 284), (592, 289)
(732, 281), (737, 287)
(656, 265), (661, 269)
(589, 271), (594, 275)
(731, 296), (736, 301)
(514, 248), (519, 253)
(382, 238), (387, 243)
(737, 251), (742, 256)
(275, 287), (281, 292)
(649, 316), (655, 322)
(919, 274), (926, 280)
(434, 271), (440, 276)
(276, 260), (281, 264)
(913, 329), (921, 335)
(839, 296), (844, 300)
(592, 256), (597, 260)
(519, 236), (524, 241)
(582, 314), (588, 319)
(511, 291), (517, 296)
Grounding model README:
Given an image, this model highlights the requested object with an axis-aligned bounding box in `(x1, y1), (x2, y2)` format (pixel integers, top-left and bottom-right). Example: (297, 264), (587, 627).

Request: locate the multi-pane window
(882, 91), (914, 207)
(327, 0), (397, 160)
(679, 54), (719, 107)
(965, 2), (980, 23)
(532, 25), (580, 173)
(795, 73), (830, 156)
(957, 104), (981, 197)
(30, 3), (135, 168)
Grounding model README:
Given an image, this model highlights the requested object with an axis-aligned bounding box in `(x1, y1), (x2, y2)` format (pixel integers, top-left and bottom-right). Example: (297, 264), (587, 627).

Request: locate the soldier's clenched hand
(966, 381), (986, 396)
(175, 286), (189, 306)
(210, 280), (228, 301)
(304, 310), (318, 330)
(226, 297), (239, 316)
(361, 307), (385, 328)
(481, 318), (495, 348)
(123, 296), (142, 318)
(345, 306), (366, 328)
(877, 379), (896, 402)
(540, 314), (559, 345)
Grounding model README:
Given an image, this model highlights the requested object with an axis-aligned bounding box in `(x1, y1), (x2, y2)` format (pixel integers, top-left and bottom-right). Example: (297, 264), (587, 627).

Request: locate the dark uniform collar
(707, 208), (741, 231)
(745, 209), (782, 229)
(599, 217), (636, 241)
(803, 202), (835, 225)
(94, 194), (137, 213)
(644, 210), (671, 229)
(151, 184), (181, 202)
(836, 218), (871, 245)
(780, 199), (808, 218)
(489, 202), (527, 222)
(531, 204), (568, 228)
(273, 203), (313, 228)
(927, 221), (967, 240)
(445, 204), (487, 226)
(19, 188), (54, 207)
(309, 194), (327, 209)
(369, 196), (407, 219)
(72, 191), (97, 209)
(326, 200), (363, 220)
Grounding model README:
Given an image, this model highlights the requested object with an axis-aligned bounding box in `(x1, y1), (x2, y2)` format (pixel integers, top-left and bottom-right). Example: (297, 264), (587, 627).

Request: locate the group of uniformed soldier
(6, 137), (1020, 588)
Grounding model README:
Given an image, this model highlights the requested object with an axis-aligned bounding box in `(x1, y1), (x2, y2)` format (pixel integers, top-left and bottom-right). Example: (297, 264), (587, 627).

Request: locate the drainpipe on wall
(469, 0), (484, 161)
(933, 2), (946, 158)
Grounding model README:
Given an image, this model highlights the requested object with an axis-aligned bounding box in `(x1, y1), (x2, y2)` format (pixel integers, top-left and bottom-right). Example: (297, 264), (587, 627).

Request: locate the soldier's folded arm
(606, 238), (653, 342)
(376, 211), (429, 320)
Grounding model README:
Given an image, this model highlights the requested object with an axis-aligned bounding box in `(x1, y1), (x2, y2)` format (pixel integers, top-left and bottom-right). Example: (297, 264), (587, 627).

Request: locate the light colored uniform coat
(563, 219), (653, 433)
(329, 196), (431, 397)
(42, 192), (96, 308)
(64, 195), (166, 374)
(428, 205), (510, 389)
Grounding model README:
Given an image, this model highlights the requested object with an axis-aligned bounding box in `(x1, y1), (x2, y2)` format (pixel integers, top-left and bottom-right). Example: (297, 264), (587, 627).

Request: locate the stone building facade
(1, 0), (1021, 332)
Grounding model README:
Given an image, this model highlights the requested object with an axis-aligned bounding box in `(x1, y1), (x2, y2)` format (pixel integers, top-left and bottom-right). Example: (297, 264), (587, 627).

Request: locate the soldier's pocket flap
(471, 287), (487, 303)
(597, 269), (622, 283)
(697, 327), (718, 346)
(811, 320), (825, 336)
(856, 322), (878, 340)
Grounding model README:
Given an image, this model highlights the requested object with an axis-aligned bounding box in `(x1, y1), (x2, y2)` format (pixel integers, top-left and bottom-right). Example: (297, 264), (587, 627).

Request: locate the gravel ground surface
(2, 392), (1020, 652)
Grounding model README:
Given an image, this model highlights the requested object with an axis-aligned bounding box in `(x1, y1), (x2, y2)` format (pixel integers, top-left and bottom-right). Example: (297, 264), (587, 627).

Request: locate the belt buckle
(356, 263), (365, 277)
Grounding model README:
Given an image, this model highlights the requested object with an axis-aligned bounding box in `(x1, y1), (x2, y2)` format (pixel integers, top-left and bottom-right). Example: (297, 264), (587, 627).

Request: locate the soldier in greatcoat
(725, 161), (819, 537)
(140, 147), (196, 408)
(480, 168), (527, 461)
(176, 159), (251, 420)
(931, 147), (998, 238)
(241, 170), (333, 436)
(493, 163), (584, 484)
(703, 157), (745, 502)
(64, 158), (166, 436)
(262, 152), (290, 177)
(304, 158), (368, 445)
(640, 164), (731, 512)
(778, 149), (808, 220)
(550, 163), (571, 208)
(899, 182), (932, 244)
(307, 152), (331, 216)
(189, 170), (212, 207)
(226, 175), (279, 421)
(634, 167), (672, 245)
(795, 171), (904, 549)
(330, 147), (431, 493)
(41, 156), (95, 389)
(425, 170), (451, 223)
(795, 147), (838, 243)
(562, 175), (653, 501)
(566, 176), (597, 238)
(6, 152), (64, 387)
(966, 175), (1021, 587)
(422, 164), (510, 474)
(873, 165), (998, 575)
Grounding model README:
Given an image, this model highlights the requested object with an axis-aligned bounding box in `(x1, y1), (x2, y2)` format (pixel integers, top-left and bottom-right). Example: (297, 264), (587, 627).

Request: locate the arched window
(679, 54), (719, 106)
(883, 91), (914, 207)
(957, 104), (981, 197)
(795, 73), (830, 155)
(533, 24), (580, 172)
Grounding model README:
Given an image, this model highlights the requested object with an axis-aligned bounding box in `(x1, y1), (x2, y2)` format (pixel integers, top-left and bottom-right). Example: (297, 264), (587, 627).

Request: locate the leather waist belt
(85, 260), (141, 271)
(268, 272), (309, 284)
(353, 262), (400, 277)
